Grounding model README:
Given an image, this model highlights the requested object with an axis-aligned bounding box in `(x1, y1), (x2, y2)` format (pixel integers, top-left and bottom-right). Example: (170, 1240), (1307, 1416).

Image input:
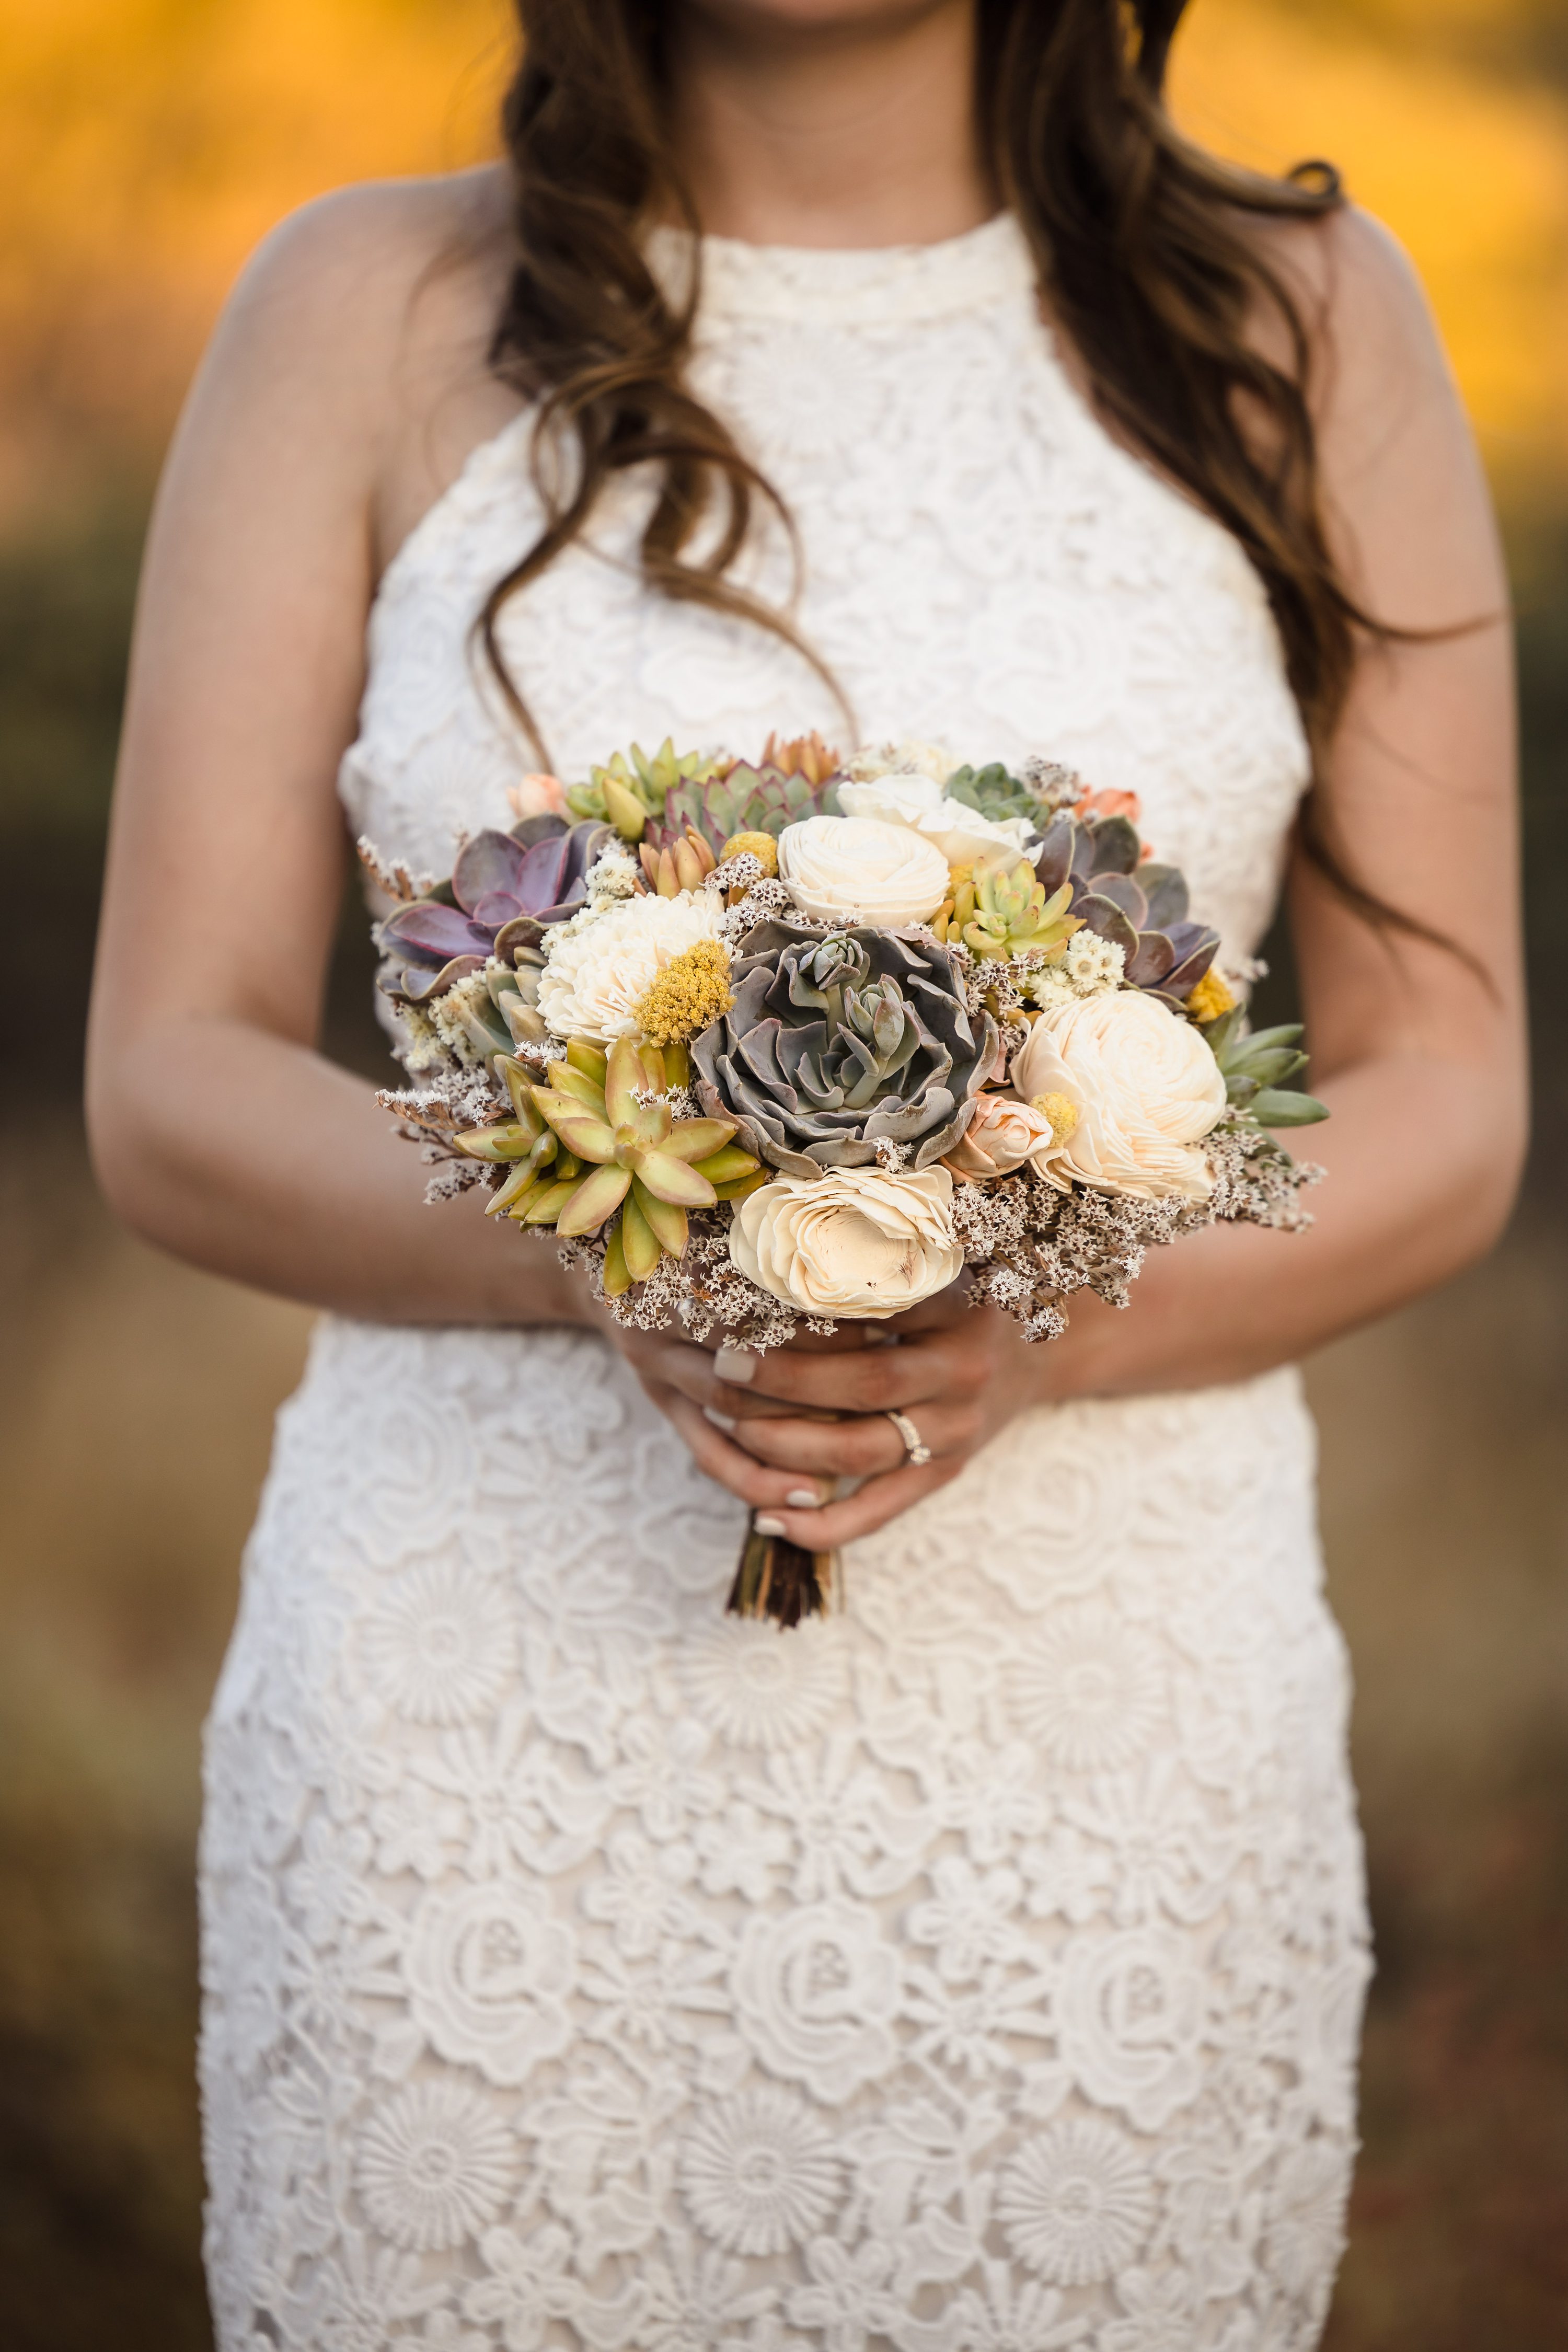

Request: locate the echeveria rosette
(1032, 807), (1221, 1008)
(691, 920), (998, 1178)
(377, 817), (612, 1004)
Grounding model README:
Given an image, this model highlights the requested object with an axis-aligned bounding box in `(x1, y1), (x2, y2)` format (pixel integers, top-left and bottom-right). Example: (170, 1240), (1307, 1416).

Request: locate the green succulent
(692, 922), (996, 1176)
(942, 761), (1044, 829)
(454, 1036), (763, 1288)
(564, 739), (728, 841)
(936, 849), (1081, 962)
(1204, 1009), (1329, 1127)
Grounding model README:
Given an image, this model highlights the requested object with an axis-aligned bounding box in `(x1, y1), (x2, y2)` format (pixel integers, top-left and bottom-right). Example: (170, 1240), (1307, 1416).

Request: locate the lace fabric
(202, 212), (1368, 2351)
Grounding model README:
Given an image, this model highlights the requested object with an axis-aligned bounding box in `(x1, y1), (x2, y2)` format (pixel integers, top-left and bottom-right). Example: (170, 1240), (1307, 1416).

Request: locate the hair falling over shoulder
(479, 0), (1395, 928)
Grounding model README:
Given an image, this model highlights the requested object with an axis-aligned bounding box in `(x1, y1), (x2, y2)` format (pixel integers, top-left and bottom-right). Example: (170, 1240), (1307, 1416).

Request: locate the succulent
(933, 849), (1081, 961)
(641, 754), (839, 883)
(1203, 1009), (1329, 1127)
(642, 826), (720, 898)
(759, 730), (843, 789)
(454, 1037), (763, 1285)
(942, 760), (1046, 832)
(377, 817), (612, 1004)
(565, 739), (729, 840)
(1032, 808), (1221, 1007)
(691, 920), (998, 1177)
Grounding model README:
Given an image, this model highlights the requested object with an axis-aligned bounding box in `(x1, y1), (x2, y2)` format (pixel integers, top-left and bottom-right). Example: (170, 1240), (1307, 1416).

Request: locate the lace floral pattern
(202, 213), (1368, 2350)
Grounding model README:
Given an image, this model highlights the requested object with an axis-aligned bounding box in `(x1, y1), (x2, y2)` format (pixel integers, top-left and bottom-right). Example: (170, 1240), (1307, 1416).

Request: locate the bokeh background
(2, 1), (1565, 2344)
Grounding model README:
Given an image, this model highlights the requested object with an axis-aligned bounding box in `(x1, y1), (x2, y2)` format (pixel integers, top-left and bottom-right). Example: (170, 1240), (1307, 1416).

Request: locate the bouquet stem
(727, 1518), (842, 1624)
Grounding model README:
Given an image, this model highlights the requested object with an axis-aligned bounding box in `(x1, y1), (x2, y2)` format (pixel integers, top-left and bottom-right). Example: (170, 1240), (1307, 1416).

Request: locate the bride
(87, 0), (1522, 2343)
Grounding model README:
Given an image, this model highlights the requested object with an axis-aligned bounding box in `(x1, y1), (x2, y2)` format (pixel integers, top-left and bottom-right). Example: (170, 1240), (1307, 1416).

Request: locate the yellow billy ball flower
(633, 938), (736, 1047)
(1185, 969), (1236, 1024)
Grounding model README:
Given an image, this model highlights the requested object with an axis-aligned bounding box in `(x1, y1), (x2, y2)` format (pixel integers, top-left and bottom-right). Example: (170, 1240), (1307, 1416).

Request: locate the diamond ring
(885, 1409), (932, 1468)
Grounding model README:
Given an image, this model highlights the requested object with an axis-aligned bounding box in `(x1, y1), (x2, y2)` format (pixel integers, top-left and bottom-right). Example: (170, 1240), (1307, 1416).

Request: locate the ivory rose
(729, 1165), (963, 1319)
(777, 815), (951, 928)
(837, 767), (1036, 865)
(943, 1091), (1059, 1181)
(1011, 989), (1227, 1203)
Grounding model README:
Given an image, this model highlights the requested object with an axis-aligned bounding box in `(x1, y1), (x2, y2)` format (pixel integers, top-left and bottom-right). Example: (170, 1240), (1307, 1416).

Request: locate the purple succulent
(1032, 810), (1220, 1007)
(378, 817), (612, 1004)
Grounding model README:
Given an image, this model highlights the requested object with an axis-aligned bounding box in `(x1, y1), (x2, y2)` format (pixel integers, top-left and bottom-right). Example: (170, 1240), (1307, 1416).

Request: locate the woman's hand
(604, 1286), (1056, 1550)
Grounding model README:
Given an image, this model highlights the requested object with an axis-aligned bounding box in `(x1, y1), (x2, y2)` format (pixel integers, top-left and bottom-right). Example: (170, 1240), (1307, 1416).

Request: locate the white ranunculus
(1011, 989), (1228, 1203)
(536, 889), (727, 1044)
(729, 1165), (963, 1319)
(836, 768), (1037, 866)
(777, 815), (951, 928)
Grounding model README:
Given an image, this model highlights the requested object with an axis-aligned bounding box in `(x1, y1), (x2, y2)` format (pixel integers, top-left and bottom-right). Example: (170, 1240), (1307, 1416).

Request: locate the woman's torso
(199, 212), (1369, 2352)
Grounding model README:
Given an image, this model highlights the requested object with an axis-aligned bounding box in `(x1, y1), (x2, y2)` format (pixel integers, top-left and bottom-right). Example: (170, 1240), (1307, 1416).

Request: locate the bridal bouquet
(367, 734), (1324, 1618)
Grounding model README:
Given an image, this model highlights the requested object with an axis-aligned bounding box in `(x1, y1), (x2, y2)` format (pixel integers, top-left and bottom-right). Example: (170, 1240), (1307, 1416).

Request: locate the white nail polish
(715, 1346), (757, 1385)
(753, 1515), (786, 1536)
(704, 1406), (736, 1434)
(785, 1488), (822, 1508)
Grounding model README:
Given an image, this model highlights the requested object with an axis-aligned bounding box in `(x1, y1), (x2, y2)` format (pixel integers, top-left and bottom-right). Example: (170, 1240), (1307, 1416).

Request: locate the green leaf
(635, 1149), (718, 1208)
(1230, 1046), (1308, 1088)
(1249, 1088), (1330, 1126)
(556, 1162), (633, 1235)
(453, 1121), (537, 1162)
(631, 1177), (688, 1258)
(619, 1186), (662, 1282)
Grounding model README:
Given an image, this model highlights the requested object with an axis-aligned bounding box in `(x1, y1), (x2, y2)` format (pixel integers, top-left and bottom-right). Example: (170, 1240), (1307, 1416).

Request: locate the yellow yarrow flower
(633, 938), (735, 1047)
(1185, 969), (1236, 1024)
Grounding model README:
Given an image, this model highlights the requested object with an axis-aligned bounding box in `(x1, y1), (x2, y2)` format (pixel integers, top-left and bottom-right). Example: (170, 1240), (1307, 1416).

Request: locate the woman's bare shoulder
(1247, 200), (1503, 624)
(212, 165), (511, 401)
(181, 166), (519, 564)
(1245, 200), (1454, 424)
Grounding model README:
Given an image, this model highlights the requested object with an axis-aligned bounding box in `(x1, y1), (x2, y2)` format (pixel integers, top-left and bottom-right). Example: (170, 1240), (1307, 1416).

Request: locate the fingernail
(715, 1347), (757, 1385)
(785, 1487), (822, 1508)
(753, 1514), (787, 1536)
(704, 1405), (736, 1434)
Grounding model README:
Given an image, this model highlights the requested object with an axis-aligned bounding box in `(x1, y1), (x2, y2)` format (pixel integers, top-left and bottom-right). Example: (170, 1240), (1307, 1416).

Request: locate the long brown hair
(479, 0), (1399, 931)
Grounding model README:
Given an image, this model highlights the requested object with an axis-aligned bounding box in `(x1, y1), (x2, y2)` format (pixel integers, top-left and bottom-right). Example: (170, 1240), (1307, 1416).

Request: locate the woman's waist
(272, 1310), (1315, 1548)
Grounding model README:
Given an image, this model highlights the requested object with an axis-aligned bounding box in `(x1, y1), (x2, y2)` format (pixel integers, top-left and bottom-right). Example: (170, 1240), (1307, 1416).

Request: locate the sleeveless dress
(199, 213), (1371, 2352)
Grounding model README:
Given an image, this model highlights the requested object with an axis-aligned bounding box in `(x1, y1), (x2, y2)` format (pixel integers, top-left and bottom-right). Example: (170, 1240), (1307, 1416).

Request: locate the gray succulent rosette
(692, 919), (998, 1177)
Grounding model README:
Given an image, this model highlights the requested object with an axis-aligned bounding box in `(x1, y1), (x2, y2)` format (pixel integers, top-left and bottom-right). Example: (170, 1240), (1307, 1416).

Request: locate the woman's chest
(348, 313), (1308, 954)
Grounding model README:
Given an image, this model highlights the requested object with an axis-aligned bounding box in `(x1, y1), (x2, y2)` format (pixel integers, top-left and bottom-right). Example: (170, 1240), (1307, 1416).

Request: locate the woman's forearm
(87, 1012), (595, 1329)
(1046, 1048), (1526, 1404)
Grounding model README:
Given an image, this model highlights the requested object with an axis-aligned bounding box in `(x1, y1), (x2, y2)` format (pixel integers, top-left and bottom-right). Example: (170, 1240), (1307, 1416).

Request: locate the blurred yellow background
(1, 4), (1565, 2347)
(2, 0), (1565, 511)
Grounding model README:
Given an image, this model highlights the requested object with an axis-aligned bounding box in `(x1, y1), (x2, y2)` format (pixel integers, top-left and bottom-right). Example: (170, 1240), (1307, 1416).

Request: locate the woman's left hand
(636, 1287), (1058, 1549)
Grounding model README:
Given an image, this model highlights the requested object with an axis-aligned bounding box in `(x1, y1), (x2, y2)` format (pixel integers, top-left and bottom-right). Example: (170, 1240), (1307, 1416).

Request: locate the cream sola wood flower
(453, 1038), (761, 1289)
(536, 886), (729, 1045)
(1011, 986), (1229, 1202)
(777, 814), (952, 927)
(836, 764), (1039, 865)
(729, 1165), (964, 1319)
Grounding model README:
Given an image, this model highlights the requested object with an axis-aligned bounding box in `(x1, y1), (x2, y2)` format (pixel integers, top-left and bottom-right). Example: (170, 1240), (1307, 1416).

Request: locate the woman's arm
(87, 177), (592, 1330)
(632, 205), (1527, 1545)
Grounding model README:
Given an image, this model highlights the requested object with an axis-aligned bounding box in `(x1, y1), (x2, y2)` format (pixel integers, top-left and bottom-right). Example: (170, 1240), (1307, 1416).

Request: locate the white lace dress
(199, 213), (1370, 2352)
